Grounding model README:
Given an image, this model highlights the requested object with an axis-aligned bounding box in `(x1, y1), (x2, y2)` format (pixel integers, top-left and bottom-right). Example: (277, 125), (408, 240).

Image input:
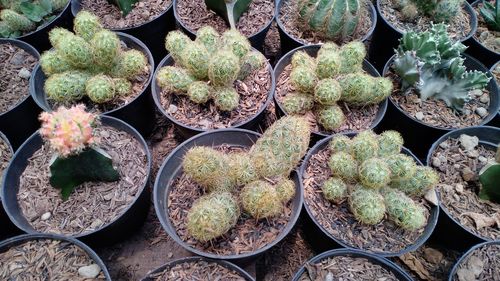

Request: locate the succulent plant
(86, 74), (116, 103)
(479, 146), (500, 203)
(156, 66), (195, 93)
(315, 46), (341, 79)
(187, 81), (212, 104)
(187, 192), (240, 241)
(107, 0), (139, 16)
(316, 104), (346, 130)
(228, 152), (258, 186)
(39, 50), (71, 76)
(386, 154), (417, 181)
(411, 0), (463, 23)
(383, 188), (427, 230)
(348, 186), (386, 225)
(238, 51), (266, 80)
(292, 50), (317, 69)
(338, 73), (392, 105)
(276, 178), (296, 202)
(195, 26), (219, 53)
(208, 50), (240, 86)
(328, 134), (351, 153)
(290, 65), (318, 93)
(314, 79), (342, 105)
(391, 166), (439, 196)
(322, 177), (348, 203)
(48, 27), (73, 47)
(164, 30), (190, 63)
(282, 93), (315, 114)
(213, 86), (240, 111)
(90, 29), (121, 69)
(73, 10), (102, 41)
(358, 158), (392, 189)
(45, 71), (90, 102)
(338, 41), (366, 74)
(328, 151), (358, 182)
(377, 130), (404, 157)
(480, 0), (500, 32)
(204, 0), (251, 29)
(350, 130), (379, 162)
(240, 180), (283, 219)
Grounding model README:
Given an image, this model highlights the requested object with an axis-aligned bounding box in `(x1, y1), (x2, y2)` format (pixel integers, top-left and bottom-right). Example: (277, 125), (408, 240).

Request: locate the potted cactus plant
(382, 23), (500, 160)
(30, 11), (155, 137)
(0, 0), (71, 51)
(276, 0), (377, 54)
(152, 27), (274, 138)
(1, 105), (151, 245)
(427, 126), (500, 251)
(299, 130), (440, 256)
(154, 116), (308, 261)
(141, 256), (254, 280)
(274, 42), (390, 141)
(0, 233), (111, 280)
(489, 61), (500, 126)
(448, 241), (500, 281)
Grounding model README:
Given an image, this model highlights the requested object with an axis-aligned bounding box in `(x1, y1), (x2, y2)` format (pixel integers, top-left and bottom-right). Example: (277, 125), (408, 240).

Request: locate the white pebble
(415, 112), (424, 121)
(459, 134), (479, 151)
(41, 212), (51, 221)
(432, 157), (441, 167)
(479, 94), (490, 104)
(167, 104), (178, 114)
(475, 107), (488, 118)
(78, 264), (101, 278)
(478, 156), (488, 163)
(18, 68), (31, 79)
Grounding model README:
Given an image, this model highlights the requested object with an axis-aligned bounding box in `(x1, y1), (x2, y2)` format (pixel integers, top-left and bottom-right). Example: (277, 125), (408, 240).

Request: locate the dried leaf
(399, 253), (432, 280)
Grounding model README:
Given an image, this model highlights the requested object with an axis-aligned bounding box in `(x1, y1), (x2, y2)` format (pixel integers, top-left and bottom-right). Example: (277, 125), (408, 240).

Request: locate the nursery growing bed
(449, 241), (500, 281)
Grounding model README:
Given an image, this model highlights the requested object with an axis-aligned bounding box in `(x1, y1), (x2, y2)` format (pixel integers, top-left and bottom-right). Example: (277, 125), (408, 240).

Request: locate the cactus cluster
(281, 42), (392, 131)
(321, 130), (438, 230)
(157, 27), (267, 112)
(391, 0), (464, 23)
(183, 116), (310, 241)
(40, 11), (147, 105)
(0, 0), (67, 38)
(480, 0), (500, 32)
(393, 23), (490, 112)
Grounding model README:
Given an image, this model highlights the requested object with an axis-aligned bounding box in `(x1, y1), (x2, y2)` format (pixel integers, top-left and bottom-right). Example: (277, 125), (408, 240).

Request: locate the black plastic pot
(152, 53), (275, 140)
(369, 0), (477, 73)
(299, 132), (439, 256)
(0, 233), (111, 280)
(488, 61), (500, 127)
(291, 248), (413, 280)
(0, 131), (18, 240)
(71, 0), (175, 64)
(1, 115), (152, 247)
(140, 256), (255, 281)
(30, 32), (156, 138)
(172, 0), (274, 52)
(153, 128), (303, 264)
(10, 1), (72, 52)
(275, 0), (377, 56)
(426, 126), (500, 252)
(448, 240), (500, 281)
(273, 44), (388, 145)
(0, 39), (42, 150)
(380, 53), (500, 162)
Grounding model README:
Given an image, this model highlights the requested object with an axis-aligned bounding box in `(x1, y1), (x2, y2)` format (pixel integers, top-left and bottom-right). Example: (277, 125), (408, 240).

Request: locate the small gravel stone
(479, 94), (490, 104)
(470, 89), (483, 97)
(459, 134), (479, 151)
(9, 53), (24, 65)
(475, 107), (488, 117)
(439, 142), (450, 149)
(18, 68), (31, 79)
(167, 104), (178, 114)
(461, 167), (475, 181)
(432, 157), (441, 167)
(78, 264), (101, 278)
(415, 112), (424, 120)
(478, 156), (488, 163)
(455, 183), (464, 194)
(40, 212), (51, 221)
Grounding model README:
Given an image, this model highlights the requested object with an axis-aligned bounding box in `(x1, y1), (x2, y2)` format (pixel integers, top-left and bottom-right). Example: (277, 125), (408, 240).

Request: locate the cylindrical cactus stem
(73, 11), (103, 41)
(240, 180), (282, 219)
(377, 130), (404, 157)
(338, 73), (379, 105)
(227, 152), (258, 186)
(328, 151), (358, 182)
(371, 77), (393, 104)
(0, 9), (34, 32)
(49, 28), (73, 48)
(195, 26), (220, 54)
(349, 186), (386, 225)
(182, 42), (210, 80)
(350, 130), (379, 162)
(113, 78), (132, 97)
(220, 29), (251, 59)
(156, 66), (195, 93)
(40, 50), (71, 76)
(57, 34), (93, 69)
(238, 51), (266, 80)
(339, 41), (366, 74)
(328, 134), (351, 153)
(165, 30), (191, 64)
(187, 81), (212, 104)
(401, 3), (418, 21)
(275, 178), (296, 203)
(45, 71), (90, 102)
(317, 104), (345, 131)
(187, 192), (240, 242)
(291, 50), (316, 69)
(383, 188), (427, 230)
(281, 93), (314, 114)
(90, 30), (121, 69)
(51, 0), (68, 10)
(322, 177), (348, 203)
(208, 50), (240, 86)
(213, 86), (240, 111)
(358, 158), (392, 189)
(86, 74), (116, 103)
(290, 65), (318, 94)
(386, 154), (417, 181)
(316, 46), (341, 79)
(391, 166), (439, 196)
(112, 49), (147, 80)
(314, 78), (342, 105)
(432, 0), (461, 23)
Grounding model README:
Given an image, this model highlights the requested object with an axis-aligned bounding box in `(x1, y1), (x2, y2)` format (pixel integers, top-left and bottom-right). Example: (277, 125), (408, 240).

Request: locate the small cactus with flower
(321, 130), (438, 230)
(39, 105), (119, 200)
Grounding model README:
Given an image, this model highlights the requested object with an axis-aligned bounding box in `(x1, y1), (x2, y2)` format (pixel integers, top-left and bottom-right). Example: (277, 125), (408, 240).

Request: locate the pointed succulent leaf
(204, 0), (252, 29)
(480, 0), (500, 31)
(107, 0), (139, 16)
(393, 51), (422, 91)
(479, 162), (500, 204)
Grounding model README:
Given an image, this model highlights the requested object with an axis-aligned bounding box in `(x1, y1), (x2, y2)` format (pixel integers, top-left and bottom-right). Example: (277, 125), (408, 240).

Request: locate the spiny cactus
(208, 50), (240, 86)
(165, 31), (191, 63)
(339, 41), (366, 74)
(195, 26), (219, 53)
(314, 79), (342, 105)
(58, 34), (93, 69)
(290, 65), (318, 93)
(322, 177), (348, 203)
(73, 11), (102, 41)
(297, 0), (361, 42)
(276, 178), (296, 202)
(386, 154), (417, 181)
(391, 166), (439, 196)
(90, 30), (121, 69)
(383, 188), (427, 230)
(187, 81), (212, 104)
(317, 105), (346, 131)
(328, 134), (351, 153)
(187, 192), (240, 241)
(240, 180), (283, 219)
(156, 66), (195, 93)
(45, 71), (90, 102)
(112, 49), (147, 79)
(315, 46), (341, 79)
(328, 151), (358, 182)
(378, 130), (404, 157)
(213, 86), (240, 111)
(238, 51), (266, 80)
(338, 73), (392, 105)
(86, 74), (116, 103)
(183, 42), (210, 80)
(228, 152), (258, 186)
(350, 130), (379, 162)
(410, 0), (463, 23)
(220, 29), (251, 59)
(39, 50), (71, 76)
(282, 93), (315, 114)
(349, 186), (386, 225)
(292, 50), (316, 69)
(359, 158), (392, 189)
(480, 0), (500, 32)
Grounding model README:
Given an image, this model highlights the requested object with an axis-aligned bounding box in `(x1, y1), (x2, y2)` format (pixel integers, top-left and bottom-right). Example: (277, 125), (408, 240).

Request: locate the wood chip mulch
(176, 0), (274, 37)
(0, 43), (38, 114)
(0, 136), (12, 180)
(17, 126), (148, 236)
(145, 260), (246, 280)
(0, 239), (106, 280)
(303, 147), (431, 254)
(168, 145), (293, 256)
(452, 244), (500, 281)
(298, 256), (399, 281)
(431, 138), (500, 240)
(474, 1), (500, 53)
(379, 0), (472, 40)
(276, 64), (379, 135)
(81, 0), (172, 29)
(278, 0), (373, 45)
(160, 66), (272, 130)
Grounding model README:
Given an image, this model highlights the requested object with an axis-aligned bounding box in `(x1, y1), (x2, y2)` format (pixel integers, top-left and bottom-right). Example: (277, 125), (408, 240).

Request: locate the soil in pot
(278, 0), (373, 45)
(0, 43), (38, 114)
(378, 0), (473, 40)
(176, 0), (274, 37)
(0, 136), (12, 178)
(430, 136), (500, 240)
(0, 238), (106, 279)
(451, 243), (500, 281)
(145, 259), (247, 280)
(17, 126), (148, 236)
(79, 0), (172, 29)
(168, 145), (293, 255)
(473, 0), (500, 53)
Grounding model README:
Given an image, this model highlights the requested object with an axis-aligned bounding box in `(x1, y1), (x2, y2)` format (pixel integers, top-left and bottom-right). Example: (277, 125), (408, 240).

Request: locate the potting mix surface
(17, 126), (148, 236)
(160, 65), (272, 130)
(145, 260), (247, 280)
(276, 64), (380, 135)
(453, 243), (500, 281)
(81, 0), (172, 29)
(0, 43), (38, 114)
(176, 0), (274, 37)
(0, 239), (106, 280)
(474, 0), (500, 53)
(0, 136), (12, 176)
(431, 137), (500, 240)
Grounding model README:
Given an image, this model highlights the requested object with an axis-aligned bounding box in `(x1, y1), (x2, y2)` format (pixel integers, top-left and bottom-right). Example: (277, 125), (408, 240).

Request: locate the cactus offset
(45, 71), (90, 102)
(86, 74), (116, 103)
(276, 178), (296, 202)
(349, 186), (386, 225)
(328, 134), (351, 153)
(208, 50), (240, 86)
(213, 86), (240, 111)
(156, 66), (195, 93)
(329, 151), (358, 182)
(282, 93), (315, 114)
(240, 180), (283, 219)
(359, 158), (392, 189)
(187, 81), (212, 104)
(378, 130), (404, 157)
(322, 177), (348, 203)
(195, 26), (220, 53)
(386, 154), (417, 180)
(228, 152), (258, 186)
(391, 166), (439, 196)
(40, 50), (71, 76)
(165, 30), (191, 64)
(182, 42), (210, 80)
(317, 104), (346, 130)
(350, 130), (379, 162)
(383, 188), (427, 230)
(314, 79), (342, 105)
(73, 11), (102, 41)
(90, 30), (121, 69)
(290, 65), (318, 93)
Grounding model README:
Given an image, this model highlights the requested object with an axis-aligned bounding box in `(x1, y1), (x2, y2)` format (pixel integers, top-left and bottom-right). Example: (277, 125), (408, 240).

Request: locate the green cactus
(282, 93), (315, 114)
(315, 47), (341, 79)
(291, 50), (316, 69)
(338, 73), (390, 106)
(182, 42), (210, 80)
(187, 192), (240, 242)
(112, 49), (147, 79)
(480, 0), (500, 32)
(378, 130), (404, 157)
(195, 26), (220, 53)
(314, 78), (342, 105)
(48, 27), (73, 48)
(44, 71), (90, 102)
(371, 77), (393, 103)
(328, 135), (351, 153)
(250, 116), (310, 178)
(349, 186), (386, 225)
(220, 29), (251, 59)
(58, 34), (93, 69)
(386, 154), (417, 181)
(350, 130), (379, 162)
(86, 74), (116, 103)
(241, 180), (282, 219)
(322, 177), (348, 203)
(0, 21), (13, 38)
(40, 50), (71, 76)
(276, 178), (296, 203)
(401, 3), (419, 21)
(317, 104), (345, 131)
(213, 86), (240, 111)
(51, 0), (68, 10)
(107, 0), (139, 16)
(208, 50), (240, 86)
(297, 0), (361, 42)
(165, 30), (191, 64)
(391, 166), (439, 196)
(187, 81), (212, 104)
(90, 29), (121, 69)
(478, 147), (500, 203)
(156, 66), (195, 93)
(339, 41), (366, 74)
(383, 188), (427, 230)
(113, 78), (132, 97)
(358, 158), (392, 189)
(411, 0), (462, 23)
(328, 151), (358, 182)
(227, 152), (258, 186)
(290, 65), (318, 94)
(238, 51), (266, 80)
(73, 11), (102, 41)
(0, 9), (34, 32)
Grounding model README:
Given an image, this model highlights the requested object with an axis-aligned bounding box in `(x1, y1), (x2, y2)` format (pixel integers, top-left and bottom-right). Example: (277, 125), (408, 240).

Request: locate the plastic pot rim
(448, 240), (500, 281)
(298, 132), (440, 257)
(29, 32), (155, 116)
(151, 53), (275, 135)
(1, 115), (152, 240)
(153, 128), (304, 260)
(275, 0), (377, 46)
(0, 233), (112, 280)
(273, 44), (388, 138)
